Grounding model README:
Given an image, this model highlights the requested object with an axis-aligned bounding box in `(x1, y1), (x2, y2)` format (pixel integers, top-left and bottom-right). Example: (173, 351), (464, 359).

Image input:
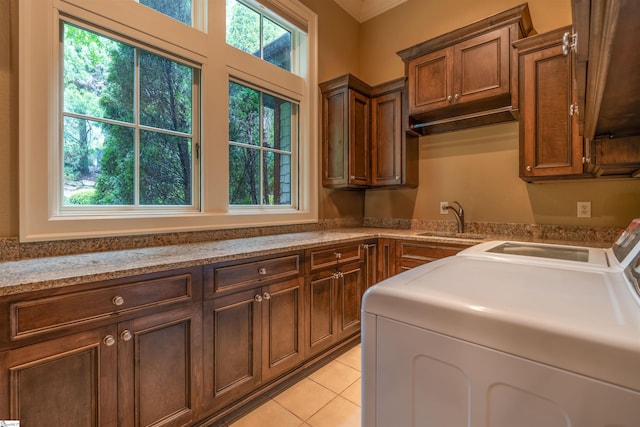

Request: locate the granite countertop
(0, 228), (613, 297)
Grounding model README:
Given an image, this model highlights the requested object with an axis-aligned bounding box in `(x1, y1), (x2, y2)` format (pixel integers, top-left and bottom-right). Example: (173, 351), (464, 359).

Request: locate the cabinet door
(305, 270), (336, 356)
(407, 47), (453, 115)
(261, 278), (304, 381)
(363, 241), (378, 290)
(520, 37), (583, 179)
(376, 238), (396, 281)
(371, 91), (402, 186)
(453, 26), (511, 106)
(349, 89), (371, 186)
(336, 262), (364, 340)
(202, 289), (262, 414)
(118, 305), (200, 427)
(321, 87), (369, 188)
(0, 326), (118, 426)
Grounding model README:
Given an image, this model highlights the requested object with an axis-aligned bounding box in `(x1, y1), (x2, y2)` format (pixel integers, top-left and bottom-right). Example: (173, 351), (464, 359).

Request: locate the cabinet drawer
(396, 241), (470, 271)
(211, 254), (302, 295)
(9, 273), (194, 341)
(308, 243), (363, 271)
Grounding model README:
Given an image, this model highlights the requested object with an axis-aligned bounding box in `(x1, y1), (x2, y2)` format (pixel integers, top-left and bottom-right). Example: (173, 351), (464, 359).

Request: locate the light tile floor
(229, 344), (362, 427)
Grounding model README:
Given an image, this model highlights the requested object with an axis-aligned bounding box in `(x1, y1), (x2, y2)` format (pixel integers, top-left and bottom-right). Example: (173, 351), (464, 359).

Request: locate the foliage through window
(62, 21), (198, 208)
(226, 0), (292, 72)
(139, 0), (193, 26)
(229, 81), (296, 206)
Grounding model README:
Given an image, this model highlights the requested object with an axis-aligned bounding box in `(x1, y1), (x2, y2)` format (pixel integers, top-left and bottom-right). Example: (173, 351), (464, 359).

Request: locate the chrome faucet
(445, 201), (465, 233)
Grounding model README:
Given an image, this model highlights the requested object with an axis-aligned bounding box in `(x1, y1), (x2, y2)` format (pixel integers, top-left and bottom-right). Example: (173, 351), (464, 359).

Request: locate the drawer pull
(121, 330), (133, 342)
(258, 267), (267, 275)
(263, 292), (271, 300)
(335, 252), (342, 260)
(103, 335), (116, 347)
(254, 294), (263, 303)
(112, 295), (125, 306)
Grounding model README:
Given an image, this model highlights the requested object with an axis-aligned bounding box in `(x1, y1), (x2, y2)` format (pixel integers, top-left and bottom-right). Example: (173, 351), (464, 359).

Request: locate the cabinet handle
(258, 267), (267, 275)
(103, 335), (116, 347)
(362, 244), (369, 249)
(333, 271), (344, 279)
(350, 175), (355, 180)
(447, 95), (453, 102)
(526, 165), (532, 172)
(254, 294), (263, 303)
(263, 292), (271, 300)
(454, 93), (460, 101)
(112, 295), (124, 306)
(121, 330), (132, 342)
(335, 252), (342, 260)
(395, 176), (400, 180)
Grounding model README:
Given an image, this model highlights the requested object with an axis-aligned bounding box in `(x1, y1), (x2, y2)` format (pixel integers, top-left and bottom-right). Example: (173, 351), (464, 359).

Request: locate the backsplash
(0, 218), (361, 262)
(363, 217), (623, 246)
(0, 217), (623, 262)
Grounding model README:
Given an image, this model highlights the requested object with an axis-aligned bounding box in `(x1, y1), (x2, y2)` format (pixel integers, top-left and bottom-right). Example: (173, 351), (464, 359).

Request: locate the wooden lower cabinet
(306, 261), (363, 357)
(0, 305), (200, 427)
(0, 326), (118, 426)
(201, 277), (304, 416)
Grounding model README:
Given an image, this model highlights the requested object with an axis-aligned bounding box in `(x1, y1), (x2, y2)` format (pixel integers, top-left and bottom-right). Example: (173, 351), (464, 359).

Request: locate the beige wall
(0, 0), (18, 237)
(300, 0), (367, 221)
(1, 0), (638, 239)
(359, 0), (640, 228)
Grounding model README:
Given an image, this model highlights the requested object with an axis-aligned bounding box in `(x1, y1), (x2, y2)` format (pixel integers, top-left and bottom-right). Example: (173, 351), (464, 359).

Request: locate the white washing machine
(362, 219), (640, 427)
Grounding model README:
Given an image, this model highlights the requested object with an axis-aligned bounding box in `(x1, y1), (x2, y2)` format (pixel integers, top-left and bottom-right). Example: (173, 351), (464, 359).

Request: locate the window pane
(229, 82), (260, 146)
(139, 51), (193, 134)
(140, 130), (192, 205)
(226, 0), (260, 58)
(64, 116), (135, 205)
(263, 93), (292, 151)
(229, 145), (260, 205)
(63, 23), (134, 123)
(263, 151), (291, 205)
(140, 0), (192, 26)
(263, 18), (291, 71)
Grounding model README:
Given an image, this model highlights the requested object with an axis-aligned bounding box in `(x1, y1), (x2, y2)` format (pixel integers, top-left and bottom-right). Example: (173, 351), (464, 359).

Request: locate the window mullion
(259, 92), (265, 205)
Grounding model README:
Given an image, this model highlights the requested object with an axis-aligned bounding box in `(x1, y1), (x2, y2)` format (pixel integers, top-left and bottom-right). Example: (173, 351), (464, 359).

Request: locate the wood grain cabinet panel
(0, 326), (118, 426)
(321, 83), (370, 188)
(395, 240), (472, 272)
(202, 254), (305, 418)
(398, 4), (533, 135)
(515, 26), (586, 181)
(203, 289), (262, 414)
(0, 267), (202, 427)
(320, 74), (418, 189)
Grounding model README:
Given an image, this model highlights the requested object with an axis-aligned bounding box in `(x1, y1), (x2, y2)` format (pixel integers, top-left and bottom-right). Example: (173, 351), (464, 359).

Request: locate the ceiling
(333, 0), (408, 23)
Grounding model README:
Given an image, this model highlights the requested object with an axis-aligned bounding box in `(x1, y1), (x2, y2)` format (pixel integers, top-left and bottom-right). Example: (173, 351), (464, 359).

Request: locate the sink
(417, 232), (486, 241)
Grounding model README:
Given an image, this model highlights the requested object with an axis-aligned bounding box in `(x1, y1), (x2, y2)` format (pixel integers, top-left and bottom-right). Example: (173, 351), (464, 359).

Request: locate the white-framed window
(19, 0), (318, 241)
(61, 19), (200, 211)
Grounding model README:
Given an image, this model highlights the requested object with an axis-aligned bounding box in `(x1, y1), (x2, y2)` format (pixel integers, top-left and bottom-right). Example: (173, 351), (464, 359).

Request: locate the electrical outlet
(577, 201), (591, 218)
(440, 202), (450, 215)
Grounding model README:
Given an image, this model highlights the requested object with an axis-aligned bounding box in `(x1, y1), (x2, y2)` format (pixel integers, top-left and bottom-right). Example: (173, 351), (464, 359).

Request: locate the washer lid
(363, 256), (640, 391)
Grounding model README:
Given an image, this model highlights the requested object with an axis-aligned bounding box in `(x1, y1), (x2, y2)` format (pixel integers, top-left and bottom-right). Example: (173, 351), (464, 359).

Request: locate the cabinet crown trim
(397, 3), (534, 61)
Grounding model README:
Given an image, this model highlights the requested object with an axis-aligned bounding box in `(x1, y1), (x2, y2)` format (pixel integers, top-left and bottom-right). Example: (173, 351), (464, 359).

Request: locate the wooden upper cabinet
(320, 74), (418, 189)
(398, 4), (533, 135)
(321, 77), (370, 189)
(515, 26), (586, 181)
(371, 88), (403, 186)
